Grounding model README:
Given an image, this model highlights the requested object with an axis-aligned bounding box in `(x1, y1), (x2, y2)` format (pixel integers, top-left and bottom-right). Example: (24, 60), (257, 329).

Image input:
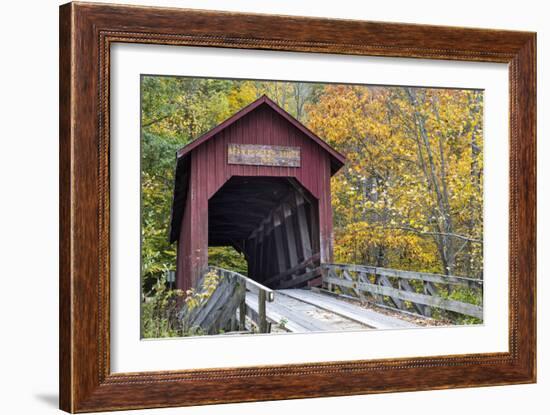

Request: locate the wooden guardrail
(208, 266), (275, 333)
(178, 266), (275, 334)
(321, 264), (483, 319)
(177, 268), (243, 335)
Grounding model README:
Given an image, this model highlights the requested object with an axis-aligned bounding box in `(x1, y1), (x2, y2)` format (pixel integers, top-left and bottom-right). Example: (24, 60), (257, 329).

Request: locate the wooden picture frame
(59, 2), (536, 412)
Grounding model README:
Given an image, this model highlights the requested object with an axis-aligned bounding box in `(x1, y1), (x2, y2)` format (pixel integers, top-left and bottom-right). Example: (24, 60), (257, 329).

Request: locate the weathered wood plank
(313, 287), (434, 320)
(209, 266), (275, 302)
(245, 296), (299, 333)
(245, 292), (324, 333)
(264, 253), (320, 286)
(272, 209), (287, 274)
(399, 278), (427, 316)
(275, 267), (321, 289)
(181, 267), (276, 335)
(294, 193), (313, 261)
(339, 269), (361, 299)
(324, 276), (483, 319)
(245, 280), (275, 302)
(183, 276), (230, 327)
(422, 281), (438, 317)
(378, 274), (406, 310)
(282, 203), (299, 269)
(323, 264), (482, 288)
(193, 278), (236, 329)
(238, 297), (246, 331)
(211, 282), (247, 332)
(258, 289), (268, 333)
(278, 289), (416, 329)
(181, 274), (243, 334)
(256, 225), (265, 278)
(245, 304), (268, 332)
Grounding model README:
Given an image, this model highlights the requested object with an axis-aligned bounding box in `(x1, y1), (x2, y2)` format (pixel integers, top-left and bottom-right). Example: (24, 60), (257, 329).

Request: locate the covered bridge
(169, 95), (346, 292)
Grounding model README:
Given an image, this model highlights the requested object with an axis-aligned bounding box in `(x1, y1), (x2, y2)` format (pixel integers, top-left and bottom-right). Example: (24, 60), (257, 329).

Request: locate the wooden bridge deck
(246, 288), (417, 333)
(190, 265), (482, 335)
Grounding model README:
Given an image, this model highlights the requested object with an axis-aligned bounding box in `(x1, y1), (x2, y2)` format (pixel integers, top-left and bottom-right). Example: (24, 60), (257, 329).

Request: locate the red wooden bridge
(170, 96), (482, 334)
(170, 95), (344, 292)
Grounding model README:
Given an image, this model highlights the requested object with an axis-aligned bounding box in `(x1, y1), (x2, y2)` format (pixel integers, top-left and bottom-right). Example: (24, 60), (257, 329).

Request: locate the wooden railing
(177, 268), (243, 335)
(208, 266), (275, 333)
(321, 264), (483, 319)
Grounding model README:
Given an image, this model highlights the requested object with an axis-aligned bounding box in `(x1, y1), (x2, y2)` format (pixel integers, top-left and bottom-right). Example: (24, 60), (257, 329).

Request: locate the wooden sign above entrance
(228, 143), (301, 167)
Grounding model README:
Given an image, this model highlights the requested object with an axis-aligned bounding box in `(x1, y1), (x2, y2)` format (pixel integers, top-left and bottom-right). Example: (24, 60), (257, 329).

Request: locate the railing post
(258, 289), (267, 333)
(238, 280), (246, 331)
(322, 265), (332, 292)
(230, 315), (238, 331)
(206, 265), (275, 333)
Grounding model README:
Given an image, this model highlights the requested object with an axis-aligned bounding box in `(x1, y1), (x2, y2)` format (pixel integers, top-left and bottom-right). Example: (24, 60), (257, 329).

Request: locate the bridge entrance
(208, 176), (319, 288)
(170, 95), (346, 291)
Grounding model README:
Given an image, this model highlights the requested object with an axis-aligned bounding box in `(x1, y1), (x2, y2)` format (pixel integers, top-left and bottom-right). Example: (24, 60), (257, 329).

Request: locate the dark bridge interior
(208, 176), (320, 288)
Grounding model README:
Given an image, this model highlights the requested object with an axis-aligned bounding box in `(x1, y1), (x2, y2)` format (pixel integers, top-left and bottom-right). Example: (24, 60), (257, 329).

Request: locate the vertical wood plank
(258, 289), (267, 333)
(273, 209), (287, 273)
(282, 203), (299, 268)
(295, 193), (313, 261)
(257, 224), (265, 280)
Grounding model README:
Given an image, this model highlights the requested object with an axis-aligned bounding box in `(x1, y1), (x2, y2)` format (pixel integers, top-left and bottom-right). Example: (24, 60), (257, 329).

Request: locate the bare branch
(388, 225), (482, 244)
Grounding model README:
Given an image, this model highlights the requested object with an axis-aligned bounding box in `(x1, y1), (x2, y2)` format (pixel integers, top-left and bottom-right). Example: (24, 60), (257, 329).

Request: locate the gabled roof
(169, 95), (346, 243)
(175, 95), (346, 173)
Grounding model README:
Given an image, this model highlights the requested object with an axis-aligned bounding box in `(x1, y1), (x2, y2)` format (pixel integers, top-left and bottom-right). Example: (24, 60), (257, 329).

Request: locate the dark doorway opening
(208, 176), (320, 288)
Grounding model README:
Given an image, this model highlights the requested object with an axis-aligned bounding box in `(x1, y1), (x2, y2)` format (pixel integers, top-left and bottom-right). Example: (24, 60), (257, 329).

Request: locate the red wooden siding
(171, 96), (344, 291)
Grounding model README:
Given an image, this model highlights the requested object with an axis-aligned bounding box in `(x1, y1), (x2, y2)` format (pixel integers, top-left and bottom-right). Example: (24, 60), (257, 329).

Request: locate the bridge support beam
(246, 185), (320, 288)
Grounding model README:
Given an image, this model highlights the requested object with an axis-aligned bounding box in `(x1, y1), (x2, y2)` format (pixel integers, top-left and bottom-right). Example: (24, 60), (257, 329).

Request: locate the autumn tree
(307, 85), (483, 278)
(140, 76), (484, 295)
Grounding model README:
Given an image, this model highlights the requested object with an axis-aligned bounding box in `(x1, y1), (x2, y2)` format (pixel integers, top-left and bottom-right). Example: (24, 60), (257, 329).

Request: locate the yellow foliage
(184, 270), (222, 311)
(307, 85), (483, 277)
